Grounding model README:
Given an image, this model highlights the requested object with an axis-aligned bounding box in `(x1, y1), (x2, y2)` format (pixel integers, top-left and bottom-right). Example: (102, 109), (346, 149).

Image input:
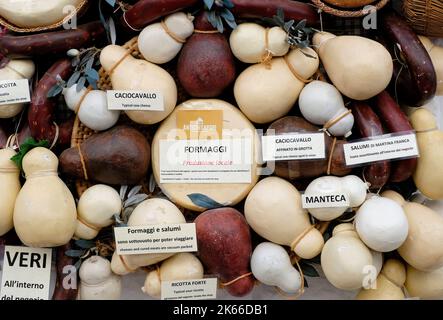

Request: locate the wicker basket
(311, 0), (390, 17)
(402, 0), (443, 37)
(0, 0), (88, 33)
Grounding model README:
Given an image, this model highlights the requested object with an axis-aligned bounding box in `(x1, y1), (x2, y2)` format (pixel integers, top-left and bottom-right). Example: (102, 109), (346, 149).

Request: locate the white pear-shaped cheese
(100, 45), (177, 125)
(139, 12), (194, 64)
(13, 147), (76, 247)
(0, 148), (20, 236)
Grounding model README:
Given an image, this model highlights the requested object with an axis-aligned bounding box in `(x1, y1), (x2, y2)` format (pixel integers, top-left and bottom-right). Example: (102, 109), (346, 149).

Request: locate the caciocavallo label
(261, 133), (325, 161)
(343, 133), (419, 166)
(161, 278), (218, 300)
(302, 193), (350, 209)
(106, 90), (164, 111)
(114, 223), (198, 255)
(0, 246), (52, 300)
(0, 79), (31, 106)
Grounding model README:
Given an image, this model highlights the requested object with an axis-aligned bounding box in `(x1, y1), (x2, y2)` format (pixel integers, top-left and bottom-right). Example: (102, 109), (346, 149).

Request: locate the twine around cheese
(274, 258), (305, 300)
(74, 87), (93, 114)
(283, 55), (312, 84)
(106, 49), (134, 77)
(290, 224), (316, 253)
(220, 272), (253, 287)
(194, 29), (219, 34)
(260, 28), (273, 69)
(77, 215), (100, 232)
(323, 109), (353, 131)
(77, 144), (89, 181)
(327, 137), (338, 175)
(161, 20), (186, 44)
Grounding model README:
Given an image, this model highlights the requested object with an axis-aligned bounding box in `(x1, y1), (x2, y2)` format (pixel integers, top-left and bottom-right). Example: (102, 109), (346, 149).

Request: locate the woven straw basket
(402, 0), (443, 37)
(0, 0), (88, 33)
(310, 0), (390, 17)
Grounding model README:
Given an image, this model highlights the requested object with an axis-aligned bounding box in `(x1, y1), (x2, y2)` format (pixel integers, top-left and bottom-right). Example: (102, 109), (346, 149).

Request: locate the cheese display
(0, 0), (442, 303)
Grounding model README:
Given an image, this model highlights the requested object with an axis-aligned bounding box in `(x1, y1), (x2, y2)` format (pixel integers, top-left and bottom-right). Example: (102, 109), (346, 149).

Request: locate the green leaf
(74, 259), (82, 271)
(220, 8), (235, 22)
(46, 84), (63, 98)
(204, 0), (215, 10)
(215, 15), (224, 33)
(86, 68), (99, 81)
(105, 0), (116, 7)
(187, 193), (224, 209)
(67, 71), (81, 88)
(76, 76), (86, 92)
(74, 239), (96, 249)
(300, 262), (320, 278)
(85, 56), (95, 72)
(223, 0), (234, 9)
(224, 17), (237, 30)
(304, 277), (309, 288)
(10, 138), (50, 170)
(293, 19), (306, 31)
(284, 20), (295, 32)
(65, 249), (86, 258)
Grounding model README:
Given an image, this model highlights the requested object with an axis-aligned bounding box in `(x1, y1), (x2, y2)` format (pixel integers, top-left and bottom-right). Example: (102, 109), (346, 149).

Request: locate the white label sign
(302, 193), (350, 209)
(0, 79), (31, 105)
(261, 133), (325, 161)
(107, 90), (164, 111)
(114, 223), (197, 255)
(0, 246), (52, 300)
(161, 278), (218, 300)
(343, 133), (419, 166)
(159, 138), (252, 184)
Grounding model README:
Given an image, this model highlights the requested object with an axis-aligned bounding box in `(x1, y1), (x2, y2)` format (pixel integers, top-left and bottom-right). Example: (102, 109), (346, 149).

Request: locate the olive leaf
(74, 239), (96, 249)
(187, 193), (224, 209)
(300, 261), (320, 278)
(203, 0), (215, 10)
(105, 0), (116, 7)
(263, 7), (316, 59)
(108, 17), (117, 45)
(10, 138), (50, 170)
(205, 0), (237, 33)
(65, 249), (87, 258)
(74, 259), (82, 271)
(127, 185), (142, 199)
(124, 193), (148, 208)
(119, 185), (128, 201)
(148, 174), (157, 193)
(67, 71), (81, 88)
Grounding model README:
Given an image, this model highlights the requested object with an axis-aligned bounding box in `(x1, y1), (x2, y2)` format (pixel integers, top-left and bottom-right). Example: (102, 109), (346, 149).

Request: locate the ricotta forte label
(0, 79), (31, 105)
(302, 193), (350, 209)
(107, 90), (164, 111)
(161, 278), (218, 300)
(0, 246), (52, 300)
(114, 223), (198, 255)
(343, 133), (419, 166)
(261, 132), (326, 161)
(159, 138), (253, 184)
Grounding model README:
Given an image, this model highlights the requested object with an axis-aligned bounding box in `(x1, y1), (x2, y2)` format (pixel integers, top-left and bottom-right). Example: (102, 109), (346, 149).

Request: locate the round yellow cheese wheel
(152, 99), (260, 211)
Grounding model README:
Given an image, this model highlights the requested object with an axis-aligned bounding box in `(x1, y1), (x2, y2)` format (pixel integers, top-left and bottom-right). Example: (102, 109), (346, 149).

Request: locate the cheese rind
(152, 99), (260, 211)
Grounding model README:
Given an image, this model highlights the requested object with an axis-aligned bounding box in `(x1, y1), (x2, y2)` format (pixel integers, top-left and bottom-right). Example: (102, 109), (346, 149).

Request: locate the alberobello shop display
(0, 0), (443, 302)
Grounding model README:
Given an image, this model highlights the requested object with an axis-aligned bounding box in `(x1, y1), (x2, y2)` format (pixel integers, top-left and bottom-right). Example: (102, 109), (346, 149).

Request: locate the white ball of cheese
(355, 196), (409, 252)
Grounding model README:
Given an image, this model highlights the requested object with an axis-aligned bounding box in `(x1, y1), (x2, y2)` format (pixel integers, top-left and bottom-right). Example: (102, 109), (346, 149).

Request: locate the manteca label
(107, 90), (164, 111)
(0, 246), (52, 300)
(302, 193), (350, 209)
(0, 79), (31, 105)
(343, 133), (419, 166)
(114, 223), (197, 255)
(261, 133), (325, 161)
(159, 138), (252, 184)
(161, 278), (218, 300)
